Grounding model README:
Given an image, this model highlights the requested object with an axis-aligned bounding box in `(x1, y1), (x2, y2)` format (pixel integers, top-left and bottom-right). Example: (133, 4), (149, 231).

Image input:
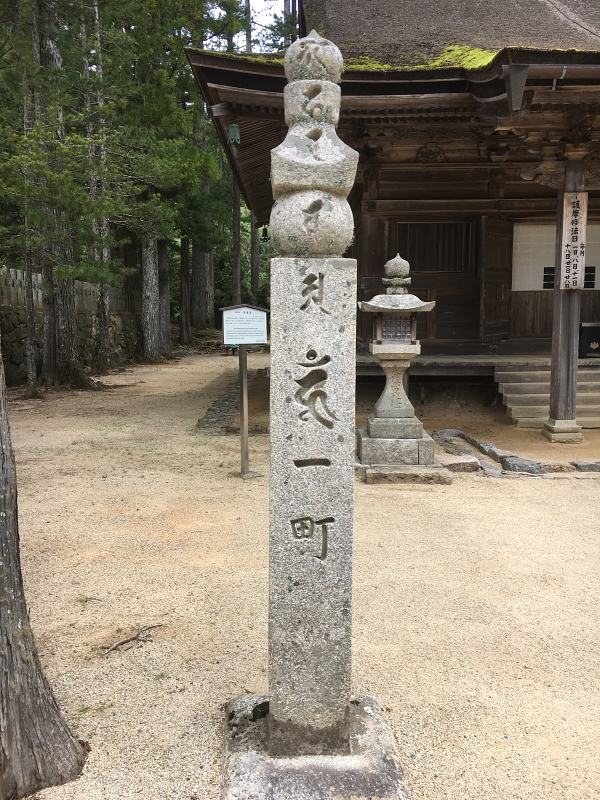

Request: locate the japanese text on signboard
(560, 192), (587, 290)
(222, 307), (268, 345)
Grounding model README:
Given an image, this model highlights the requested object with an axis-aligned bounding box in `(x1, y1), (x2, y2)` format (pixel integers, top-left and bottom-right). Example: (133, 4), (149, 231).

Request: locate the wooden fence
(0, 268), (142, 314)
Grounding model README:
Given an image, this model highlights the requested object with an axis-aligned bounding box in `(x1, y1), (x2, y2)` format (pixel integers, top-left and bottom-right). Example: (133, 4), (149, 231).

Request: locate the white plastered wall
(512, 223), (600, 290)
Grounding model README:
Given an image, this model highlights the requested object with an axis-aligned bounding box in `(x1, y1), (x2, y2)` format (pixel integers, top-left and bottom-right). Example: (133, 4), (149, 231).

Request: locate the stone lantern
(357, 254), (452, 483)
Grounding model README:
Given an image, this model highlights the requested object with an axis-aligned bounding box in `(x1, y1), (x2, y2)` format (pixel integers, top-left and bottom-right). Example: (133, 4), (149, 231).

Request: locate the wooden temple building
(188, 0), (600, 427)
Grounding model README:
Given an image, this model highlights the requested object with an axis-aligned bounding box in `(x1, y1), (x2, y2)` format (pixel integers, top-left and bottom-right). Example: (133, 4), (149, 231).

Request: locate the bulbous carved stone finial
(284, 29), (344, 84)
(384, 253), (410, 279)
(270, 30), (357, 257)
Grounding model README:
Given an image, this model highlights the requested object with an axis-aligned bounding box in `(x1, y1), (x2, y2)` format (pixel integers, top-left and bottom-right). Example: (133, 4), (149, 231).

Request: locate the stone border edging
(432, 429), (600, 475)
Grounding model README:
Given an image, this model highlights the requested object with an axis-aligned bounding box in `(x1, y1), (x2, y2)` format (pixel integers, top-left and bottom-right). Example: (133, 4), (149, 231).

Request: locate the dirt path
(8, 353), (599, 800)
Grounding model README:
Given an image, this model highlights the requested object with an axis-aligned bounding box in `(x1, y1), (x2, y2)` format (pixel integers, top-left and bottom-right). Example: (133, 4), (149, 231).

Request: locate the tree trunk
(283, 0), (291, 45)
(141, 238), (160, 359)
(34, 0), (89, 388)
(193, 249), (215, 329)
(0, 347), (87, 800)
(245, 0), (252, 53)
(232, 184), (241, 305)
(55, 278), (86, 387)
(205, 252), (215, 328)
(94, 284), (110, 374)
(158, 240), (171, 356)
(17, 0), (37, 389)
(83, 0), (109, 377)
(24, 257), (37, 388)
(250, 211), (260, 305)
(40, 264), (56, 386)
(190, 240), (203, 329)
(179, 237), (191, 345)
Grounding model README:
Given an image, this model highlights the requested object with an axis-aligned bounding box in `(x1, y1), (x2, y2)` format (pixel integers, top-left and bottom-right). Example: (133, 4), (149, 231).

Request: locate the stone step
(503, 394), (548, 407)
(499, 381), (600, 394)
(516, 417), (600, 429)
(498, 382), (549, 394)
(515, 418), (546, 428)
(495, 370), (550, 383)
(509, 405), (600, 419)
(503, 393), (600, 406)
(508, 405), (549, 418)
(495, 368), (600, 383)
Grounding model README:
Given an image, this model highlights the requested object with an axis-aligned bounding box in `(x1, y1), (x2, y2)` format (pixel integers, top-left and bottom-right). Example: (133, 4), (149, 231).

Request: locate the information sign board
(222, 305), (268, 345)
(560, 192), (587, 290)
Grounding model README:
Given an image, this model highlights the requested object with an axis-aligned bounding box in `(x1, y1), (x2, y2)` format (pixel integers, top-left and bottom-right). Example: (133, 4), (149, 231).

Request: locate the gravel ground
(8, 353), (599, 800)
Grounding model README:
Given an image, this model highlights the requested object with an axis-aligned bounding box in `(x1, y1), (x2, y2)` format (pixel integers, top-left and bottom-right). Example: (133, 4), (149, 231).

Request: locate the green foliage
(257, 12), (298, 53)
(0, 0), (275, 324)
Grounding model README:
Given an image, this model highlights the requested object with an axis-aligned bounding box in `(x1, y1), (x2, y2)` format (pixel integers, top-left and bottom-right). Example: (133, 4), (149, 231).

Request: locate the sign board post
(559, 192), (587, 290)
(221, 305), (269, 478)
(544, 160), (586, 442)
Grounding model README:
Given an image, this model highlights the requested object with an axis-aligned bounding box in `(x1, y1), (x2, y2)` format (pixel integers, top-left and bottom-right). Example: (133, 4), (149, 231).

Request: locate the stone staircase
(495, 363), (600, 428)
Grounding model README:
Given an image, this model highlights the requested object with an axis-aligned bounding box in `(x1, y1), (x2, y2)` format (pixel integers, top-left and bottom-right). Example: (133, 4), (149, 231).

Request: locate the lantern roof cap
(359, 295), (436, 314)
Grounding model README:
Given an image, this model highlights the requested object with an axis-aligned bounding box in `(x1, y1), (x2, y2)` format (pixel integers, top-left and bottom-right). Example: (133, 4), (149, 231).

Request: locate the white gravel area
(8, 353), (599, 800)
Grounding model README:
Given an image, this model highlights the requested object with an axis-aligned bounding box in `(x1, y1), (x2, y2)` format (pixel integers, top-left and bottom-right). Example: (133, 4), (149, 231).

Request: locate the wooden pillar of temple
(543, 159), (587, 443)
(358, 162), (384, 344)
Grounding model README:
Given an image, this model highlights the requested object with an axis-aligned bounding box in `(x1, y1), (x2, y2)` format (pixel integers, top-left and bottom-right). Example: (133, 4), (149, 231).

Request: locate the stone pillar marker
(268, 29), (358, 758)
(221, 30), (410, 800)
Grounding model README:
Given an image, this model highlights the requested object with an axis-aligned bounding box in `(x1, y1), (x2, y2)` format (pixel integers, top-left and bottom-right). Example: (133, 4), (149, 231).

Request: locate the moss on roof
(191, 43), (600, 78)
(307, 0), (600, 70)
(416, 45), (499, 71)
(187, 48), (285, 66)
(344, 45), (498, 73)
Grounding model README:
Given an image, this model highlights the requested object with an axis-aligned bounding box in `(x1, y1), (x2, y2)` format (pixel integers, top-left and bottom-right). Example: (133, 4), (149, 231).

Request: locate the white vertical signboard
(560, 192), (587, 290)
(222, 306), (268, 345)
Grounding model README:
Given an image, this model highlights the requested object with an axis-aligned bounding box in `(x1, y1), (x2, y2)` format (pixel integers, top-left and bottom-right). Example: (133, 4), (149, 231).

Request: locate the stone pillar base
(542, 418), (584, 443)
(357, 428), (434, 465)
(367, 414), (424, 439)
(222, 694), (411, 800)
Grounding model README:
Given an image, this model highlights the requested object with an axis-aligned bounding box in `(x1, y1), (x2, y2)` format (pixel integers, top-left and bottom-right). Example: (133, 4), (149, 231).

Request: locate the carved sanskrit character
(294, 369), (338, 429)
(294, 349), (338, 428)
(300, 273), (330, 314)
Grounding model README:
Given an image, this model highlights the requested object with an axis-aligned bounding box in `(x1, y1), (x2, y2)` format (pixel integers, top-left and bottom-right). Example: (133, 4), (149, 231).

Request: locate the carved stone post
(373, 355), (418, 422)
(268, 30), (358, 757)
(221, 32), (410, 800)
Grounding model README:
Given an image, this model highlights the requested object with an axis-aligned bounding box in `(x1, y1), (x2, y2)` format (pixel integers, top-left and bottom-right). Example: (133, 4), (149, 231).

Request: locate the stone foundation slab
(357, 429), (417, 464)
(544, 418), (582, 434)
(357, 428), (436, 466)
(222, 694), (411, 800)
(541, 430), (584, 443)
(365, 465), (453, 485)
(435, 454), (480, 472)
(418, 432), (435, 464)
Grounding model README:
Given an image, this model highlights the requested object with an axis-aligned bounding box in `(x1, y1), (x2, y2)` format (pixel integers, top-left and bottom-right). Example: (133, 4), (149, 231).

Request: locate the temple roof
(187, 42), (600, 223)
(302, 0), (600, 68)
(187, 2), (600, 222)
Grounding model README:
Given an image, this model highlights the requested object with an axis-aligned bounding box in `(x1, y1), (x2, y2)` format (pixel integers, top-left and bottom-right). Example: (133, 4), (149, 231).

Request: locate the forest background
(0, 0), (297, 387)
